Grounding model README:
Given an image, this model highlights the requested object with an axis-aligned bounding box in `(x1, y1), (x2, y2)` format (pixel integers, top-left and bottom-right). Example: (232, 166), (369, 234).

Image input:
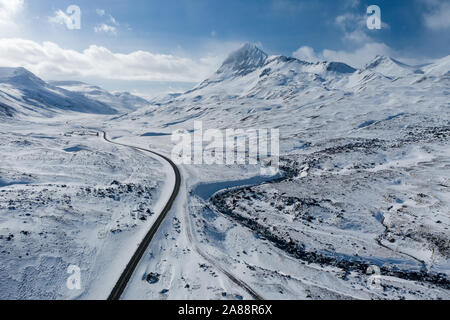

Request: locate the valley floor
(1, 96), (449, 300)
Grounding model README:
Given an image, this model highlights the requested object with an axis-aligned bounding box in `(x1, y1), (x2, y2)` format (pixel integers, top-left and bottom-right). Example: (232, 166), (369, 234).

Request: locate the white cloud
(297, 8), (396, 68)
(94, 9), (119, 34)
(335, 13), (365, 31)
(335, 13), (370, 44)
(335, 12), (389, 44)
(48, 10), (73, 27)
(0, 38), (226, 82)
(94, 24), (117, 35)
(344, 0), (360, 8)
(0, 0), (24, 33)
(109, 15), (119, 26)
(0, 0), (23, 17)
(422, 1), (450, 30)
(292, 46), (318, 62)
(344, 29), (371, 43)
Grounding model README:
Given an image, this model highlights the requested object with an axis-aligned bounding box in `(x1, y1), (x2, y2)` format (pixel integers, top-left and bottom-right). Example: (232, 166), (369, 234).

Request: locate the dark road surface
(102, 132), (181, 300)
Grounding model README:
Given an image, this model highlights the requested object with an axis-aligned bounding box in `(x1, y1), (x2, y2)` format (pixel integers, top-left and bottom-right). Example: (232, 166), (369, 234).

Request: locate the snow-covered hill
(0, 68), (118, 117)
(363, 55), (424, 78)
(50, 81), (150, 113)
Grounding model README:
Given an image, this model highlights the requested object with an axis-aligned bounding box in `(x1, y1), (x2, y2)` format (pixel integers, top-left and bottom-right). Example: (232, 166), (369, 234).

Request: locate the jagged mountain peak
(217, 43), (268, 77)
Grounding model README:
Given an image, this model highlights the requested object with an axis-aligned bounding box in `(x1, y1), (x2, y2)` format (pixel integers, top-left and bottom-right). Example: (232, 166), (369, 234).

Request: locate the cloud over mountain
(0, 38), (225, 82)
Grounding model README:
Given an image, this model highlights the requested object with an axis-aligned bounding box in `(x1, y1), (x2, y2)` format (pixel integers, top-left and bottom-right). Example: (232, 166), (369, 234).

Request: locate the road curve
(102, 132), (181, 300)
(102, 132), (262, 300)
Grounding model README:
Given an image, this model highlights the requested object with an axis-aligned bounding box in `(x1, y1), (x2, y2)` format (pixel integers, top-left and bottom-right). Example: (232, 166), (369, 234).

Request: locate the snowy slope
(50, 81), (150, 113)
(363, 55), (424, 78)
(423, 55), (450, 77)
(0, 68), (118, 117)
(0, 124), (166, 300)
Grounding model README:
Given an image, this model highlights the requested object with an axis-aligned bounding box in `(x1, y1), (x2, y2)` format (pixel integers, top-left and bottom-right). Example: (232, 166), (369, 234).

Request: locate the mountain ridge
(0, 67), (118, 117)
(0, 44), (449, 119)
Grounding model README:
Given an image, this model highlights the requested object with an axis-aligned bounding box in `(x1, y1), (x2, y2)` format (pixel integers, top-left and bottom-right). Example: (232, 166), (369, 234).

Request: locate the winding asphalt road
(101, 131), (262, 300)
(102, 132), (181, 300)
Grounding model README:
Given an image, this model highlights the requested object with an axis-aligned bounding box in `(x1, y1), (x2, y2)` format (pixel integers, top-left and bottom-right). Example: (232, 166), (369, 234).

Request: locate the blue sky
(0, 0), (449, 96)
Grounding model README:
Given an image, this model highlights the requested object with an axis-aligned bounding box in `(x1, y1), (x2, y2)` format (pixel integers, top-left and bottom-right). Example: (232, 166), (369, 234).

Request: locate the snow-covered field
(0, 44), (449, 299)
(0, 117), (166, 299)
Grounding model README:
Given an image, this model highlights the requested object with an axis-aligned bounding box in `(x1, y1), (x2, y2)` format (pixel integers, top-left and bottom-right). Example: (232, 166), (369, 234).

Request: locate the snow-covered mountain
(162, 45), (448, 105)
(126, 44), (449, 131)
(183, 43), (356, 101)
(50, 81), (150, 113)
(363, 55), (424, 78)
(0, 67), (118, 117)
